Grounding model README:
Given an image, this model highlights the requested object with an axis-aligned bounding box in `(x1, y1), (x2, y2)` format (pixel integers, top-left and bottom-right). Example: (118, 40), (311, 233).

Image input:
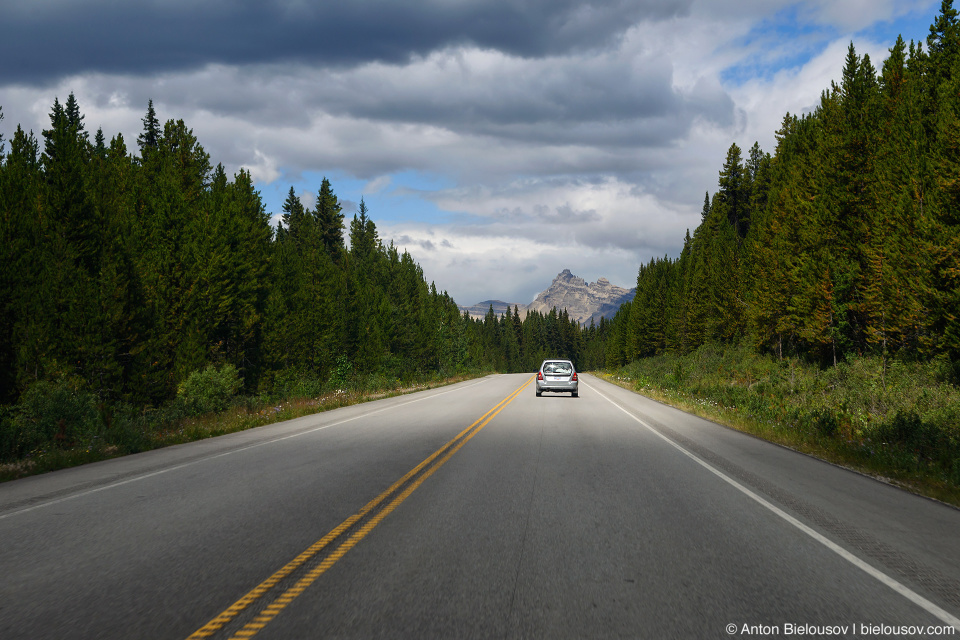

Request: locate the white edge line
(586, 380), (960, 631)
(0, 378), (489, 521)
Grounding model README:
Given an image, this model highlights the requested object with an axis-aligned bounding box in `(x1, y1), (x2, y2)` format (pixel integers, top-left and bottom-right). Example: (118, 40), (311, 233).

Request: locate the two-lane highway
(1, 374), (958, 638)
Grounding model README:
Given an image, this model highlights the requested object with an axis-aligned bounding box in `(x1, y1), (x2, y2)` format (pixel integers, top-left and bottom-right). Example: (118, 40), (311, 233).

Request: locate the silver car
(536, 359), (579, 397)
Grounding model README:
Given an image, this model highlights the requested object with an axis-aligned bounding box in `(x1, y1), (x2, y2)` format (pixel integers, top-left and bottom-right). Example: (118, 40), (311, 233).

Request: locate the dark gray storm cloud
(4, 0), (691, 85)
(315, 50), (691, 142)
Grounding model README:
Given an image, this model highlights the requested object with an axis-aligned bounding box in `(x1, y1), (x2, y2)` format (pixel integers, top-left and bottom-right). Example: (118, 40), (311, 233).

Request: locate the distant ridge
(458, 270), (635, 324)
(458, 300), (523, 319)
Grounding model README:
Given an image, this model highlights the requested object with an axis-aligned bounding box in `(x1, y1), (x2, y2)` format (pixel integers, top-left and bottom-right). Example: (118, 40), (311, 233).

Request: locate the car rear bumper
(536, 381), (578, 393)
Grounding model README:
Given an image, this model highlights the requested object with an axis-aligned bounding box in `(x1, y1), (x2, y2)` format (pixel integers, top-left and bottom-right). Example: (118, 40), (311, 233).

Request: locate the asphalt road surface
(1, 374), (958, 639)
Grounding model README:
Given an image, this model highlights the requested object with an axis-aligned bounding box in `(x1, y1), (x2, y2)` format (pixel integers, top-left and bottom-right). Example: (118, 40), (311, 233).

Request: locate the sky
(0, 0), (942, 306)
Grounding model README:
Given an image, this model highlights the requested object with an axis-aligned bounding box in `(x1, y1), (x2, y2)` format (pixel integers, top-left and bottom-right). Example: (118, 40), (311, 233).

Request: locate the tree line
(606, 1), (960, 378)
(466, 304), (608, 374)
(0, 96), (463, 409)
(0, 95), (608, 419)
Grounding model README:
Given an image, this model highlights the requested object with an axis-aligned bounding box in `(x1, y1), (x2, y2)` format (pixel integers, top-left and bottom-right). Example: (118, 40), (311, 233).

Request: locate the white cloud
(380, 222), (643, 305)
(298, 189), (317, 210)
(364, 175), (392, 194)
(379, 176), (698, 303)
(804, 0), (930, 31)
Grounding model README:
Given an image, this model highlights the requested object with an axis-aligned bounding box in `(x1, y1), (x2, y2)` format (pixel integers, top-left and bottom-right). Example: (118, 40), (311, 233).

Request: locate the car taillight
(572, 373), (578, 381)
(537, 371), (543, 380)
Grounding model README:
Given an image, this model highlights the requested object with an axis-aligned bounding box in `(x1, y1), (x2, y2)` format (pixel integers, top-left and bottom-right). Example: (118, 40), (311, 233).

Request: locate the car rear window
(544, 362), (572, 374)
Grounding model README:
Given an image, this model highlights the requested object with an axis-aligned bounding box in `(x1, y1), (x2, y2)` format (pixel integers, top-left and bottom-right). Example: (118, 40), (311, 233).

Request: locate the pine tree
(746, 116), (810, 357)
(42, 93), (99, 275)
(0, 122), (43, 400)
(315, 177), (345, 257)
(132, 117), (212, 398)
(280, 186), (307, 245)
(84, 132), (147, 400)
(349, 197), (378, 259)
(928, 0), (959, 90)
(747, 142), (772, 217)
(718, 143), (750, 239)
(856, 35), (934, 365)
(137, 99), (161, 159)
(929, 37), (960, 366)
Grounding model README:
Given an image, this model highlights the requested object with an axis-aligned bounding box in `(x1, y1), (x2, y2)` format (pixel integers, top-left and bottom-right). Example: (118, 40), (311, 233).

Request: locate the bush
(269, 369), (324, 400)
(177, 364), (243, 417)
(612, 342), (960, 490)
(5, 378), (104, 458)
(103, 403), (152, 454)
(329, 356), (353, 391)
(810, 408), (839, 437)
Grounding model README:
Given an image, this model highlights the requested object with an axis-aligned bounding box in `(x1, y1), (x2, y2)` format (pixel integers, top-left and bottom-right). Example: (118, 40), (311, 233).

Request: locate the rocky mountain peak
(527, 270), (634, 324)
(554, 268), (585, 286)
(458, 270), (635, 324)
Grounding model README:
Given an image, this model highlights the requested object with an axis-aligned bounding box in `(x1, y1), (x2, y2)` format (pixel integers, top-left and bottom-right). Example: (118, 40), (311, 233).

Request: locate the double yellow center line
(188, 376), (533, 640)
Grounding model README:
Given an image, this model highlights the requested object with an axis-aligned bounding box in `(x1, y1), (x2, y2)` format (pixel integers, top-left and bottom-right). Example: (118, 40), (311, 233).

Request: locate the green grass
(0, 371), (488, 483)
(602, 343), (960, 507)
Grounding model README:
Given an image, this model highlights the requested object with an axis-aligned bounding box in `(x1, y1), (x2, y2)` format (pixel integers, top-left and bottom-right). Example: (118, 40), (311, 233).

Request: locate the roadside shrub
(613, 343), (960, 490)
(177, 364), (243, 417)
(269, 369), (324, 400)
(874, 410), (947, 464)
(7, 378), (104, 456)
(632, 373), (651, 391)
(810, 408), (839, 438)
(328, 356), (353, 391)
(103, 403), (152, 454)
(672, 360), (687, 387)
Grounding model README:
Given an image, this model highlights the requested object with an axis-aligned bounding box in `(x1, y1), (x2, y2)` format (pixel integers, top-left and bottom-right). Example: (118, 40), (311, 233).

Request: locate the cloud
(394, 234), (436, 252)
(298, 189), (317, 210)
(803, 0), (929, 31)
(364, 175), (392, 194)
(376, 175), (698, 303)
(0, 0), (939, 306)
(1, 0), (692, 85)
(4, 31), (734, 176)
(380, 220), (644, 306)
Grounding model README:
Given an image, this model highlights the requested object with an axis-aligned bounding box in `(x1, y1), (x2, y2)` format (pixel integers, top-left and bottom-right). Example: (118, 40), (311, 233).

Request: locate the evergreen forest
(598, 3), (960, 494)
(606, 6), (960, 376)
(0, 96), (596, 462)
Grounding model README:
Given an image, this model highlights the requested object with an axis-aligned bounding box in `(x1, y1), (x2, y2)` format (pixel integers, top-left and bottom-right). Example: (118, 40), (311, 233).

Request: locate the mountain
(457, 300), (524, 320)
(458, 270), (635, 325)
(526, 269), (635, 325)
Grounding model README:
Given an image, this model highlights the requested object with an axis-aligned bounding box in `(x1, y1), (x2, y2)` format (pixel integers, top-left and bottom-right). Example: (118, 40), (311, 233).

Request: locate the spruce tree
(718, 143), (750, 238)
(349, 197), (378, 259)
(315, 177), (345, 257)
(280, 186), (307, 245)
(137, 99), (161, 159)
(928, 0), (959, 89)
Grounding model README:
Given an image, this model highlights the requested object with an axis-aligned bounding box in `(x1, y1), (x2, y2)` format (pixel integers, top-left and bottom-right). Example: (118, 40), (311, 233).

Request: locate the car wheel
(536, 390), (542, 397)
(572, 391), (578, 397)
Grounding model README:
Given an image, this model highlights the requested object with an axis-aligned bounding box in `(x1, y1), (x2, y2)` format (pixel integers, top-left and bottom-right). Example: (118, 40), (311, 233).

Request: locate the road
(1, 373), (958, 639)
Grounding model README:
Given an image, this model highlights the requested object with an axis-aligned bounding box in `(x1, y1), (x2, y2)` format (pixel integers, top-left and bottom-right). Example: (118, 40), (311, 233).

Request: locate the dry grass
(599, 350), (960, 509)
(0, 373), (485, 483)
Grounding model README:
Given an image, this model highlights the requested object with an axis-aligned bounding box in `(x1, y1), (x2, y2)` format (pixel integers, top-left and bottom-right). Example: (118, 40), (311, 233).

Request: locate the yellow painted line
(188, 377), (532, 640)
